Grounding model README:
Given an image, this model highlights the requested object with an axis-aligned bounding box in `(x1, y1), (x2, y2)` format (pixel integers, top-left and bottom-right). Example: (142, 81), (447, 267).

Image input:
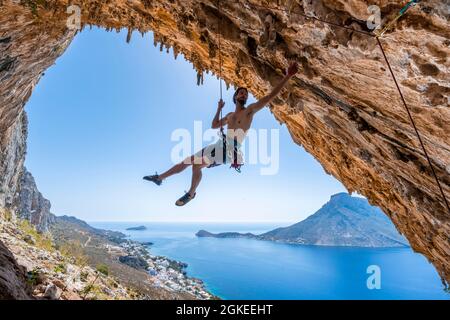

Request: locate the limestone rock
(0, 240), (33, 299)
(0, 0), (449, 285)
(15, 168), (54, 233)
(43, 283), (62, 300)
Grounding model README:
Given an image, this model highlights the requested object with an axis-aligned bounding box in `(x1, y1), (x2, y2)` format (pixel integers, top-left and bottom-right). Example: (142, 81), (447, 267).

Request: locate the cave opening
(1, 0), (448, 298)
(24, 28), (347, 223)
(19, 27), (447, 298)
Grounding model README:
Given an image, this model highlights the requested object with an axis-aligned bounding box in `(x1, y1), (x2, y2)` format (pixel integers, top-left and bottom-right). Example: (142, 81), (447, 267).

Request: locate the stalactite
(196, 71), (202, 86)
(126, 28), (132, 43)
(173, 46), (179, 60)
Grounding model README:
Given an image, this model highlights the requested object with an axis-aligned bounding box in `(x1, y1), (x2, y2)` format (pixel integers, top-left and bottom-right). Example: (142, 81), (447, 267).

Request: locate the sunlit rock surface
(0, 0), (449, 286)
(14, 169), (54, 233)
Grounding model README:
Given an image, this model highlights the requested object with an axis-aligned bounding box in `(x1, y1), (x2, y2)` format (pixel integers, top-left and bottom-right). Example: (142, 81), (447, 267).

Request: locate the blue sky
(25, 28), (347, 222)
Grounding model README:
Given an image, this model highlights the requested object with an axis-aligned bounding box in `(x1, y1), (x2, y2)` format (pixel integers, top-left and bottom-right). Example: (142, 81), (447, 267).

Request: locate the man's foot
(175, 192), (196, 206)
(143, 173), (162, 186)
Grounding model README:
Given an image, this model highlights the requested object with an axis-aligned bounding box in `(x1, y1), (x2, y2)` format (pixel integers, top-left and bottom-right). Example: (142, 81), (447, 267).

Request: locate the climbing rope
(223, 0), (449, 212)
(377, 37), (450, 214)
(216, 0), (243, 172)
(217, 0), (224, 136)
(376, 1), (449, 214)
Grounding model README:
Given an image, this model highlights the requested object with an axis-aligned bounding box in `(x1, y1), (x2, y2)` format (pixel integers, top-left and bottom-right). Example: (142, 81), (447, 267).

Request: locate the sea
(91, 222), (449, 300)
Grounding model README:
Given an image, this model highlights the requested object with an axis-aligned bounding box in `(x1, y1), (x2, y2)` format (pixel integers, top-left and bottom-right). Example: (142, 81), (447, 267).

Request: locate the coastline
(118, 238), (218, 300)
(0, 213), (218, 300)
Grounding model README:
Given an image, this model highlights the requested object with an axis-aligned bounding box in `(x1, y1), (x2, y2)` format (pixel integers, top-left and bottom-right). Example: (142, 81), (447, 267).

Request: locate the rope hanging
(216, 0), (242, 172)
(217, 0), (224, 135)
(377, 37), (450, 213)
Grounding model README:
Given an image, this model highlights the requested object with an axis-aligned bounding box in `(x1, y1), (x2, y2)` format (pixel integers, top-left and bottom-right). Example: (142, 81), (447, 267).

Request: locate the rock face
(0, 1), (448, 284)
(15, 168), (54, 233)
(0, 112), (27, 211)
(0, 240), (33, 300)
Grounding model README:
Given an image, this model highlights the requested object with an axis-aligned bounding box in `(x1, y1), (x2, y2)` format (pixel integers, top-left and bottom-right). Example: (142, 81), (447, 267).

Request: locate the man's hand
(212, 99), (228, 129)
(247, 61), (299, 116)
(286, 62), (299, 78)
(218, 99), (225, 110)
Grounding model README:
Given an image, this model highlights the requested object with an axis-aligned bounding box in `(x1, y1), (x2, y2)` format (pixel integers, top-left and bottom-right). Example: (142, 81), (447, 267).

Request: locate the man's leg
(175, 162), (209, 206)
(144, 156), (195, 185)
(158, 160), (191, 180)
(188, 163), (209, 196)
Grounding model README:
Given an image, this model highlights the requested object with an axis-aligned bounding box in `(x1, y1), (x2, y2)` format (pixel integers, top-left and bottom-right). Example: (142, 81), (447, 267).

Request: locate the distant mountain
(196, 193), (409, 248)
(196, 230), (258, 239)
(51, 215), (127, 245)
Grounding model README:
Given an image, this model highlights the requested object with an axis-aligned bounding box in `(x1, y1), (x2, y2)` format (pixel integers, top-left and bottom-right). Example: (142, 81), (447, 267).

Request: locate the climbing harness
(226, 0), (448, 213)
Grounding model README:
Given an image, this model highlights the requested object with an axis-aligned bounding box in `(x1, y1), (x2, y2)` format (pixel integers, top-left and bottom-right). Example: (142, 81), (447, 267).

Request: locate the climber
(143, 62), (299, 206)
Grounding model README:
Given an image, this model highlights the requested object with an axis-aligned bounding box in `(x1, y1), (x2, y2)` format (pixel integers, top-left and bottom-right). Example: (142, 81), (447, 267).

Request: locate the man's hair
(233, 87), (248, 104)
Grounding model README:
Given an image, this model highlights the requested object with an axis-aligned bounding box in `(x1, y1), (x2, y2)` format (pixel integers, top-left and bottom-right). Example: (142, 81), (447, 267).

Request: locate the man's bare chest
(228, 111), (252, 129)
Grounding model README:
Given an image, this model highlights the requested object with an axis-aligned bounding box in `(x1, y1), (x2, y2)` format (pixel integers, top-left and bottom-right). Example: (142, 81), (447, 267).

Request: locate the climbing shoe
(143, 173), (162, 186)
(175, 192), (196, 206)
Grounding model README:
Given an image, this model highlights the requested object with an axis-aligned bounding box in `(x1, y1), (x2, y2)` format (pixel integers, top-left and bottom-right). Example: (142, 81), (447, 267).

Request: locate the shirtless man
(144, 62), (299, 206)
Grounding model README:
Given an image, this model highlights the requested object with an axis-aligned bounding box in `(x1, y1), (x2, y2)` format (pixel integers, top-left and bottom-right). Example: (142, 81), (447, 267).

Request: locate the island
(126, 225), (147, 231)
(196, 193), (410, 248)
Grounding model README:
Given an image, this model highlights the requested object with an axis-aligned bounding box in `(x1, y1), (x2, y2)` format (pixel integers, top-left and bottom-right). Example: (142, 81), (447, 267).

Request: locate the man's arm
(212, 99), (229, 129)
(247, 62), (299, 115)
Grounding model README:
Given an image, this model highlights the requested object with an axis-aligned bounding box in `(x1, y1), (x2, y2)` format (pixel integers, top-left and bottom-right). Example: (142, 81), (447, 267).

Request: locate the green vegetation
(80, 271), (89, 282)
(96, 264), (109, 276)
(81, 284), (112, 300)
(59, 240), (88, 266)
(27, 267), (42, 286)
(81, 264), (110, 300)
(1, 208), (13, 222)
(18, 219), (54, 252)
(81, 283), (95, 297)
(107, 278), (119, 288)
(53, 263), (67, 274)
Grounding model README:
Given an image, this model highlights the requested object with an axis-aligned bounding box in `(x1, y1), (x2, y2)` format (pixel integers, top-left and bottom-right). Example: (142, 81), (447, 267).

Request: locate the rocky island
(126, 226), (147, 231)
(197, 193), (409, 248)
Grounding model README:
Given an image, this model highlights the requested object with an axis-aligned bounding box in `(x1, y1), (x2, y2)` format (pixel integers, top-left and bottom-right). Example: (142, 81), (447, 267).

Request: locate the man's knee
(181, 156), (195, 166)
(185, 155), (206, 166)
(193, 163), (207, 171)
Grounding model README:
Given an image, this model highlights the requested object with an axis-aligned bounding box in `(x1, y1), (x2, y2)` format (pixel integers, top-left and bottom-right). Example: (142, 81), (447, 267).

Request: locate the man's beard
(237, 97), (247, 106)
